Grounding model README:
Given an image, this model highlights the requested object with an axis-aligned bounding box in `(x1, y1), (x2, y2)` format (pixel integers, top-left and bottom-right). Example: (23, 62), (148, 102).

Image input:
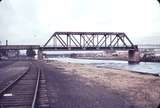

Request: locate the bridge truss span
(43, 32), (137, 51)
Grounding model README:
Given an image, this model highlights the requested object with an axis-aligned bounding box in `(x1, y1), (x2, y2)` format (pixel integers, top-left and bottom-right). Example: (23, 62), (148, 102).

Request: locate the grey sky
(0, 0), (160, 45)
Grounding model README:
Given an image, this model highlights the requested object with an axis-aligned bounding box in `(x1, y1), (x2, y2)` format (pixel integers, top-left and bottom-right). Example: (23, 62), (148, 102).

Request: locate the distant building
(7, 50), (19, 57)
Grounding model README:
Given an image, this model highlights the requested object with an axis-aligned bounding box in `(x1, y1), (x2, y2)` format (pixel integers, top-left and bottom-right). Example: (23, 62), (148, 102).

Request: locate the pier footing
(38, 50), (43, 60)
(128, 49), (140, 64)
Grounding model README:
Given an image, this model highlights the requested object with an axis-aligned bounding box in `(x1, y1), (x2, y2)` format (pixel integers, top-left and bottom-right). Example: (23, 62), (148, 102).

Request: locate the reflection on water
(48, 57), (160, 74)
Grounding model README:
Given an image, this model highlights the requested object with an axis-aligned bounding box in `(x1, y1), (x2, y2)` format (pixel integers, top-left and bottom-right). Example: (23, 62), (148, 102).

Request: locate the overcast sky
(0, 0), (160, 45)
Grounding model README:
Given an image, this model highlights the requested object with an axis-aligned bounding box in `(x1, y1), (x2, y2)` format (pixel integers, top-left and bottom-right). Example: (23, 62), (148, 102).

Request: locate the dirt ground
(47, 60), (160, 108)
(0, 61), (29, 84)
(42, 62), (126, 108)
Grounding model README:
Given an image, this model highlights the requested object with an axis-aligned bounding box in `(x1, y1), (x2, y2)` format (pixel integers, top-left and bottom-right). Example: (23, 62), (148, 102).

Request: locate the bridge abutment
(128, 49), (140, 64)
(38, 50), (43, 60)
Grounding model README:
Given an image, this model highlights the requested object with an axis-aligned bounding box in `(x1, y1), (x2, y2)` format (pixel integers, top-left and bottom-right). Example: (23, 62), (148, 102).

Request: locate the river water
(48, 57), (160, 74)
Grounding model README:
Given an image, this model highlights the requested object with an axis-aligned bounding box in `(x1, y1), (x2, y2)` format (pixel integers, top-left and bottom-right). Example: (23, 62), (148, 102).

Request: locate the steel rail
(31, 67), (41, 108)
(0, 63), (41, 107)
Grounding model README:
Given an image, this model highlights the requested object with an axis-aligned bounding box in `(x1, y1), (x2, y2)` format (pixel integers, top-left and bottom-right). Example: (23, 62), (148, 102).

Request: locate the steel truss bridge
(0, 32), (137, 51)
(0, 32), (139, 63)
(42, 32), (137, 51)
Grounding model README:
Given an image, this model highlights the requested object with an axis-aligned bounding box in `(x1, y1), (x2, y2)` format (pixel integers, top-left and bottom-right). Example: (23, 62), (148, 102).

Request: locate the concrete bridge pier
(128, 49), (140, 64)
(38, 50), (43, 60)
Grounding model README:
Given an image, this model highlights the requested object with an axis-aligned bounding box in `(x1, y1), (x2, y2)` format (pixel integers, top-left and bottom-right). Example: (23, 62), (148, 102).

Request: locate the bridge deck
(40, 46), (135, 51)
(0, 45), (40, 50)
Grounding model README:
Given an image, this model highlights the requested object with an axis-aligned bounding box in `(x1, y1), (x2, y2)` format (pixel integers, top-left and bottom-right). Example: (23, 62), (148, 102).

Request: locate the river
(48, 57), (160, 74)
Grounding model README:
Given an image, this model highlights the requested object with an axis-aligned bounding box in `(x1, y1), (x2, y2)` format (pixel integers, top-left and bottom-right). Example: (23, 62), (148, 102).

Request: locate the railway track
(0, 62), (41, 108)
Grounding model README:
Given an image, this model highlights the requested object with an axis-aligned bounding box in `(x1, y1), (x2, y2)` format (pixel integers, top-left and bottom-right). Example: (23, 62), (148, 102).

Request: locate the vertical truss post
(67, 34), (69, 47)
(105, 35), (107, 47)
(80, 34), (82, 48)
(110, 35), (112, 46)
(83, 35), (85, 48)
(97, 35), (99, 48)
(92, 35), (95, 47)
